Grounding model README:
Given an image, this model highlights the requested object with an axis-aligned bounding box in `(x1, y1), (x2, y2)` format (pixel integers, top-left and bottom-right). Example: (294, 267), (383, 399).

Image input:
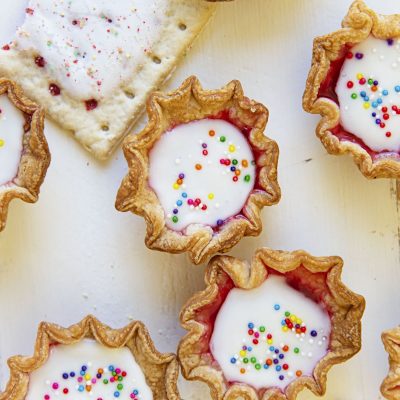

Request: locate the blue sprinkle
(81, 366), (87, 372)
(269, 346), (274, 351)
(176, 200), (182, 206)
(279, 375), (284, 381)
(109, 365), (115, 372)
(281, 320), (286, 326)
(230, 166), (236, 172)
(376, 119), (381, 125)
(182, 192), (187, 198)
(383, 90), (389, 96)
(248, 322), (254, 329)
(78, 385), (84, 392)
(274, 304), (280, 311)
(263, 364), (269, 369)
(360, 91), (366, 98)
(279, 354), (284, 359)
(377, 98), (383, 104)
(372, 112), (377, 117)
(133, 390), (139, 395)
(372, 101), (378, 108)
(395, 85), (400, 93)
(80, 371), (85, 376)
(276, 365), (282, 371)
(247, 346), (253, 352)
(70, 372), (75, 378)
(62, 373), (68, 379)
(364, 96), (369, 101)
(114, 392), (120, 398)
(311, 330), (318, 337)
(230, 357), (236, 364)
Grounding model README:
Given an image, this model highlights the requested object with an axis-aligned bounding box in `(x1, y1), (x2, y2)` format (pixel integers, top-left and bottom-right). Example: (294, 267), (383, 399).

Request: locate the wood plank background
(0, 1), (399, 399)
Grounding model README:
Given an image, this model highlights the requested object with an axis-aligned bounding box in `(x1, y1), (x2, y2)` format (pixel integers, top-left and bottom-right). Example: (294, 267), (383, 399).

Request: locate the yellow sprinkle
(363, 102), (370, 109)
(0, 139), (4, 147)
(208, 193), (214, 200)
(290, 315), (296, 322)
(267, 339), (273, 344)
(239, 350), (246, 357)
(228, 144), (236, 153)
(85, 374), (91, 381)
(173, 183), (179, 190)
(296, 319), (302, 324)
(282, 326), (288, 332)
(357, 73), (363, 80)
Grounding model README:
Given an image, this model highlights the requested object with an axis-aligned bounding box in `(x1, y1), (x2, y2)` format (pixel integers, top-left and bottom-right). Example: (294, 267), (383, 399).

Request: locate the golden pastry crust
(0, 315), (180, 400)
(303, 0), (400, 179)
(178, 248), (365, 400)
(116, 76), (280, 265)
(381, 326), (400, 400)
(0, 78), (50, 232)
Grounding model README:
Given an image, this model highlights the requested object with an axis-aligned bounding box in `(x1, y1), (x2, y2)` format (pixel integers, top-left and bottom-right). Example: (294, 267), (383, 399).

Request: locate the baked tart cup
(0, 315), (179, 400)
(303, 0), (400, 179)
(116, 76), (280, 265)
(381, 326), (400, 400)
(0, 78), (50, 232)
(178, 248), (365, 400)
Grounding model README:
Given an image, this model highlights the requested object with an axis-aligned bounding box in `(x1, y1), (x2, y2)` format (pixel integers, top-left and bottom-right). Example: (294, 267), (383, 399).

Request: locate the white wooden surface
(0, 1), (399, 399)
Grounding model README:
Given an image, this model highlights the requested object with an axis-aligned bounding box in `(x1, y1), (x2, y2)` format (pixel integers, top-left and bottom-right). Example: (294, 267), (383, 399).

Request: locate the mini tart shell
(178, 247), (365, 400)
(381, 326), (400, 400)
(0, 315), (180, 400)
(0, 78), (50, 232)
(115, 76), (280, 265)
(303, 0), (400, 179)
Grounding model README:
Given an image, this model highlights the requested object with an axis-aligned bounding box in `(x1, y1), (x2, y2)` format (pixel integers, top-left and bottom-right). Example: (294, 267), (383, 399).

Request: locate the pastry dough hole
(152, 56), (162, 64)
(124, 91), (135, 99)
(178, 23), (187, 31)
(101, 124), (109, 131)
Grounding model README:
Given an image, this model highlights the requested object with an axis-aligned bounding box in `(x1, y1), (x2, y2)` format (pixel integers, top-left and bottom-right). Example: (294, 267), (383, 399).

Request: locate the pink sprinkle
(44, 395), (50, 400)
(115, 368), (121, 374)
(78, 377), (83, 383)
(52, 383), (59, 390)
(91, 378), (97, 384)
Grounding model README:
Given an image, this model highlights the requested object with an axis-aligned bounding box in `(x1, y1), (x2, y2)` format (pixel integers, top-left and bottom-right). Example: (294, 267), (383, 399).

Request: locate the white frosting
(210, 275), (331, 391)
(336, 35), (400, 152)
(14, 0), (168, 100)
(148, 119), (256, 231)
(0, 95), (25, 187)
(26, 339), (153, 400)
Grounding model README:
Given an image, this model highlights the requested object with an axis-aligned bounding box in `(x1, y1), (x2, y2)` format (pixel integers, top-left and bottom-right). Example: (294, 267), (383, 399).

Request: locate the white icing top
(210, 275), (331, 391)
(336, 35), (400, 152)
(148, 119), (256, 231)
(14, 0), (168, 100)
(26, 339), (153, 400)
(0, 95), (24, 188)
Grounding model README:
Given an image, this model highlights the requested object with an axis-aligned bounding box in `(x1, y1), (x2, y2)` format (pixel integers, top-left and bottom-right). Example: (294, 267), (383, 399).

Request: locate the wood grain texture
(0, 0), (399, 399)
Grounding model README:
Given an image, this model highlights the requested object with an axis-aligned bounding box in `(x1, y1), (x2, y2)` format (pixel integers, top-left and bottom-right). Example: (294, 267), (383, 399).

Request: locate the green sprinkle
(250, 357), (257, 364)
(103, 379), (109, 384)
(255, 363), (261, 370)
(172, 216), (178, 223)
(220, 136), (226, 142)
(243, 358), (249, 364)
(285, 311), (290, 317)
(259, 326), (265, 332)
(117, 384), (123, 390)
(351, 93), (357, 99)
(232, 159), (238, 165)
(368, 78), (373, 85)
(294, 347), (300, 354)
(244, 174), (251, 182)
(118, 376), (123, 381)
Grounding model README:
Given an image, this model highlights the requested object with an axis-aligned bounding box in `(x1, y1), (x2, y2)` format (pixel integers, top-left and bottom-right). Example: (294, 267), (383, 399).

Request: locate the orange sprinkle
(283, 345), (289, 352)
(98, 369), (104, 374)
(195, 164), (202, 170)
(266, 359), (272, 366)
(371, 85), (378, 92)
(209, 130), (215, 137)
(296, 370), (302, 377)
(235, 170), (241, 176)
(86, 386), (92, 392)
(242, 159), (248, 167)
(240, 368), (245, 374)
(177, 179), (183, 185)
